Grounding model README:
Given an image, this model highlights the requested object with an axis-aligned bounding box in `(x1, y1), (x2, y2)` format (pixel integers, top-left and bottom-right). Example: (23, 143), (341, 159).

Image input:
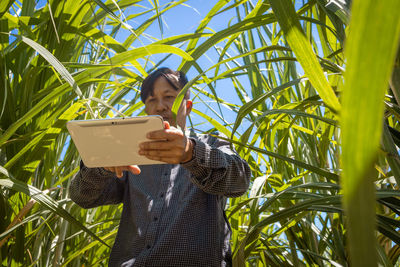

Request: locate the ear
(186, 99), (193, 114)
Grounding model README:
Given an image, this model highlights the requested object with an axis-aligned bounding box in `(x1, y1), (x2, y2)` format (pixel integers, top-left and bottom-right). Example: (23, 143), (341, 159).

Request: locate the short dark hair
(140, 67), (189, 103)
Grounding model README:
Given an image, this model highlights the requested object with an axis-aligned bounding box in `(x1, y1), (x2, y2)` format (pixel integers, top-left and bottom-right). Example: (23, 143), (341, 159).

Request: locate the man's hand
(102, 121), (193, 177)
(103, 165), (141, 178)
(139, 121), (194, 164)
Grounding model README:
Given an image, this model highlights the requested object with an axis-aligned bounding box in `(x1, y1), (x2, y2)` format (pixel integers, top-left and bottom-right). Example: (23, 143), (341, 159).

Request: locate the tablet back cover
(67, 116), (164, 167)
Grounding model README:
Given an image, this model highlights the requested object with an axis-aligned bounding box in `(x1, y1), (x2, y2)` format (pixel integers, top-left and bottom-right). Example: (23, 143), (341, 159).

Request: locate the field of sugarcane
(1, 0), (400, 266)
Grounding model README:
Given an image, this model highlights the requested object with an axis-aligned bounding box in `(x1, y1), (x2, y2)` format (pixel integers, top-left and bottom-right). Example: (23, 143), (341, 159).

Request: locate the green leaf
(4, 102), (83, 170)
(269, 0), (340, 113)
(61, 229), (117, 266)
(325, 0), (350, 25)
(381, 124), (400, 185)
(0, 44), (193, 147)
(0, 177), (110, 248)
(231, 77), (305, 137)
(0, 0), (14, 18)
(18, 35), (85, 99)
(340, 0), (400, 266)
(214, 133), (339, 181)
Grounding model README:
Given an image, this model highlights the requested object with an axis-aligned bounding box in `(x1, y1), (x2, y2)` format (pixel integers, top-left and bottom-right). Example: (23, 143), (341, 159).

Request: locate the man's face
(144, 76), (192, 128)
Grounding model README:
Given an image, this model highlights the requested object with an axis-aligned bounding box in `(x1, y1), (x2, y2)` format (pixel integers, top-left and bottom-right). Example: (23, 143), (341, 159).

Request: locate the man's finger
(146, 129), (168, 140)
(103, 166), (140, 177)
(146, 128), (182, 140)
(164, 121), (170, 129)
(140, 149), (182, 158)
(127, 165), (141, 175)
(116, 167), (123, 178)
(140, 141), (173, 150)
(145, 121), (172, 140)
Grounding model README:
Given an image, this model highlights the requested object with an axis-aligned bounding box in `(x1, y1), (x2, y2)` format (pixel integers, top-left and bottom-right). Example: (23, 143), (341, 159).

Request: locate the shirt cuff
(79, 161), (118, 189)
(181, 138), (227, 172)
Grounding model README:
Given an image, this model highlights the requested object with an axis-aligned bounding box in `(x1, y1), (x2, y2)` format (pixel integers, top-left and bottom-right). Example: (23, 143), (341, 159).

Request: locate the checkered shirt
(69, 131), (251, 266)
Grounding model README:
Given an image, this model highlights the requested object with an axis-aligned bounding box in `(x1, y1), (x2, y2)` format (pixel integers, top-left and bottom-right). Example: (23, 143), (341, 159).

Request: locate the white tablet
(66, 115), (165, 167)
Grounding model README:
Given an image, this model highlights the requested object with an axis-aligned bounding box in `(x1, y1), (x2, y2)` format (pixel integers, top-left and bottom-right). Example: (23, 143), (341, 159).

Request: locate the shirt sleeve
(181, 133), (251, 197)
(69, 161), (125, 209)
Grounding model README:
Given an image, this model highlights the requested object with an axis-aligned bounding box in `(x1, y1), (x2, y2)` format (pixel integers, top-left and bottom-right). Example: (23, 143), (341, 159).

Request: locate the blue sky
(113, 1), (257, 132)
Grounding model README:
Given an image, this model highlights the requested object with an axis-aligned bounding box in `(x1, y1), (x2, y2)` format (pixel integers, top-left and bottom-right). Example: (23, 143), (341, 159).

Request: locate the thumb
(163, 121), (170, 129)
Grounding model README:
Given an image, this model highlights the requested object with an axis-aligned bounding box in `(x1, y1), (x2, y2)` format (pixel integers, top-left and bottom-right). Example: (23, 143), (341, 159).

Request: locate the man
(69, 67), (251, 266)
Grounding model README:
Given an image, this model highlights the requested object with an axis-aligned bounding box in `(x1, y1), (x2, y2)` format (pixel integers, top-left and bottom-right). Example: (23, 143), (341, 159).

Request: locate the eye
(165, 95), (174, 99)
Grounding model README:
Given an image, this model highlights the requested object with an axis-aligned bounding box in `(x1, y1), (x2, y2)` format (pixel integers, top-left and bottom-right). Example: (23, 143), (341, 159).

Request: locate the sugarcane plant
(1, 0), (400, 266)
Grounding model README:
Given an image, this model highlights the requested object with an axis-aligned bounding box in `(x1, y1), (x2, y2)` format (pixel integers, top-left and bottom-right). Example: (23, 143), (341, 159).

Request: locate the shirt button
(153, 217), (158, 221)
(160, 193), (164, 198)
(146, 245), (151, 249)
(200, 158), (205, 164)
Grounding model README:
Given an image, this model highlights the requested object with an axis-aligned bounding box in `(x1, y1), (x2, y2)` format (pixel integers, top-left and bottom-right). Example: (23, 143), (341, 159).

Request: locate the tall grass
(1, 0), (400, 266)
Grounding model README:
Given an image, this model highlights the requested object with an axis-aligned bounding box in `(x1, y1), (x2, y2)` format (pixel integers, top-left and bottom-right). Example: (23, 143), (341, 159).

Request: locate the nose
(155, 98), (168, 112)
